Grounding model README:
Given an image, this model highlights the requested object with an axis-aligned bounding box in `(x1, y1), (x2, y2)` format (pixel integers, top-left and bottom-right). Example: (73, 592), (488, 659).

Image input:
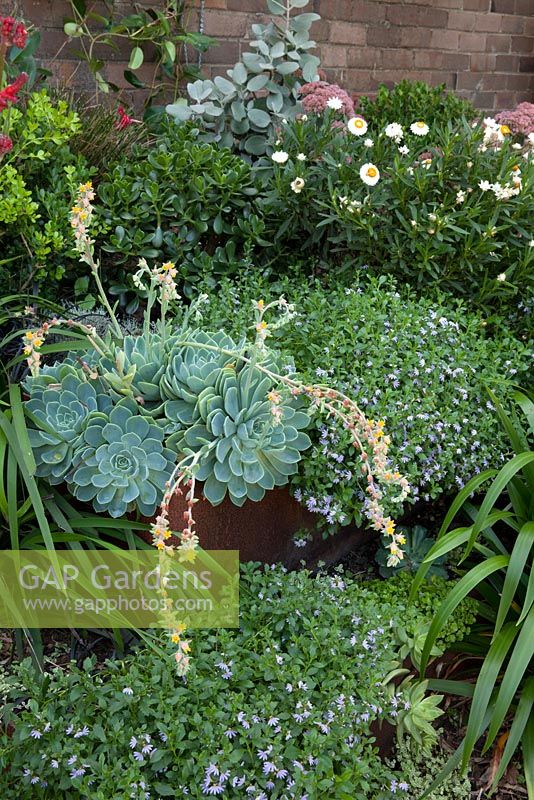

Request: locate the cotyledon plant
(69, 397), (175, 518)
(168, 363), (312, 506)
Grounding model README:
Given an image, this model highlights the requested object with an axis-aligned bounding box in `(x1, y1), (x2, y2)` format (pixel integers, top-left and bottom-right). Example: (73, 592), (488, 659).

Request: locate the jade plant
(166, 0), (321, 155)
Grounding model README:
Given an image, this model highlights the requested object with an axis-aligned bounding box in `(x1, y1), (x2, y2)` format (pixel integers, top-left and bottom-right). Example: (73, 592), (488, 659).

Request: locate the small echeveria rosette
(25, 372), (113, 484)
(69, 398), (175, 517)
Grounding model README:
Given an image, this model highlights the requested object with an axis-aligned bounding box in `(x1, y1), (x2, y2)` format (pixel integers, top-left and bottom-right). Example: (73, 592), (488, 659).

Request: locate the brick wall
(2, 0), (533, 113)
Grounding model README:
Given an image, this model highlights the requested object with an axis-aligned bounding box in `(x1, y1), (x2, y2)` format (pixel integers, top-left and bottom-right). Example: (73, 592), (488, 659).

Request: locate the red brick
(416, 50), (470, 70)
(481, 73), (509, 89)
(311, 20), (331, 41)
(345, 68), (375, 91)
(506, 73), (534, 90)
(475, 13), (505, 33)
(430, 29), (459, 50)
(511, 36), (534, 54)
(486, 33), (512, 52)
(491, 0), (515, 11)
(197, 0), (228, 8)
(320, 44), (348, 68)
(203, 11), (248, 37)
(226, 0), (262, 9)
(399, 26), (431, 47)
(472, 91), (497, 107)
(347, 47), (379, 68)
(459, 31), (487, 51)
(519, 56), (534, 72)
(457, 71), (483, 89)
(515, 0), (533, 13)
(494, 91), (519, 108)
(347, 0), (387, 23)
(447, 10), (477, 30)
(386, 5), (449, 27)
(366, 25), (402, 47)
(495, 54), (520, 70)
(202, 41), (240, 65)
(500, 17), (525, 35)
(463, 0), (490, 9)
(378, 48), (414, 69)
(470, 52), (497, 70)
(329, 21), (366, 46)
(526, 17), (534, 37)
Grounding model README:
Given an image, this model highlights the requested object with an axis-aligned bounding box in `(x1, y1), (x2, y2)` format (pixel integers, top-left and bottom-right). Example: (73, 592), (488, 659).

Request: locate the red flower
(116, 105), (135, 130)
(0, 16), (27, 48)
(0, 133), (13, 155)
(0, 72), (28, 112)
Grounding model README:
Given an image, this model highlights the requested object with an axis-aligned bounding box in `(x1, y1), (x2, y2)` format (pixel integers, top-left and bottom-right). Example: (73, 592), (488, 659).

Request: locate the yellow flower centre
(367, 167), (377, 178)
(355, 119), (364, 128)
(416, 121), (425, 128)
(500, 125), (510, 135)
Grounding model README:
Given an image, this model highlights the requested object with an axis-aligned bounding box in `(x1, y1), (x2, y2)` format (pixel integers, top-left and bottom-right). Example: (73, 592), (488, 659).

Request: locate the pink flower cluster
(299, 81), (355, 117)
(495, 102), (534, 136)
(1, 16), (27, 49)
(0, 132), (12, 155)
(0, 71), (27, 112)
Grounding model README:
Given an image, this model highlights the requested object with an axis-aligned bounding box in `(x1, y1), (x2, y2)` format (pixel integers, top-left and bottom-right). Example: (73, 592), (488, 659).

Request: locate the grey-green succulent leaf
(69, 398), (175, 518)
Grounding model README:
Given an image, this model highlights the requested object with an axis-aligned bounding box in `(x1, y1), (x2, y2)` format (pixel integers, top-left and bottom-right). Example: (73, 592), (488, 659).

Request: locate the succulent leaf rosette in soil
(69, 398), (175, 517)
(169, 364), (312, 506)
(25, 370), (112, 484)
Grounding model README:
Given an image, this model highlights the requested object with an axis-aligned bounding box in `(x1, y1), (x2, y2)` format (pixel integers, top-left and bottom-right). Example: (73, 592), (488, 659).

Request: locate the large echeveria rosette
(69, 398), (175, 517)
(25, 371), (113, 484)
(169, 364), (312, 506)
(160, 330), (243, 429)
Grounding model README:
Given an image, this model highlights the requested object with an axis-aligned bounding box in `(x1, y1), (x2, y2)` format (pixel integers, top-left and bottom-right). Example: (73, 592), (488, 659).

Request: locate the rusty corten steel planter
(146, 485), (366, 568)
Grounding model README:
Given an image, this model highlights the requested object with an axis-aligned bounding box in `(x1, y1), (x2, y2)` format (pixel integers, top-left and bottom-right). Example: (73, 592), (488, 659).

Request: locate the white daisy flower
(364, 137), (374, 147)
(326, 96), (343, 111)
(496, 273), (506, 282)
(410, 121), (429, 136)
(359, 162), (380, 186)
(385, 122), (404, 141)
(290, 177), (305, 193)
(271, 151), (289, 164)
(347, 116), (368, 136)
(398, 145), (410, 155)
(296, 152), (306, 161)
(479, 180), (493, 192)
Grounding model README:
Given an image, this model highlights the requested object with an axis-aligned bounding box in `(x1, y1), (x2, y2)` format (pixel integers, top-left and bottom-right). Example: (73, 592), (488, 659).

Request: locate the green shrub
(253, 110), (534, 324)
(97, 124), (264, 300)
(0, 564), (472, 798)
(0, 90), (91, 294)
(192, 272), (531, 528)
(358, 80), (476, 130)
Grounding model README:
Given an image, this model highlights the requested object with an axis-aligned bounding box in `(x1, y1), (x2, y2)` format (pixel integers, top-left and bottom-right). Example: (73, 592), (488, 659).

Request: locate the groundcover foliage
(0, 565), (475, 799)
